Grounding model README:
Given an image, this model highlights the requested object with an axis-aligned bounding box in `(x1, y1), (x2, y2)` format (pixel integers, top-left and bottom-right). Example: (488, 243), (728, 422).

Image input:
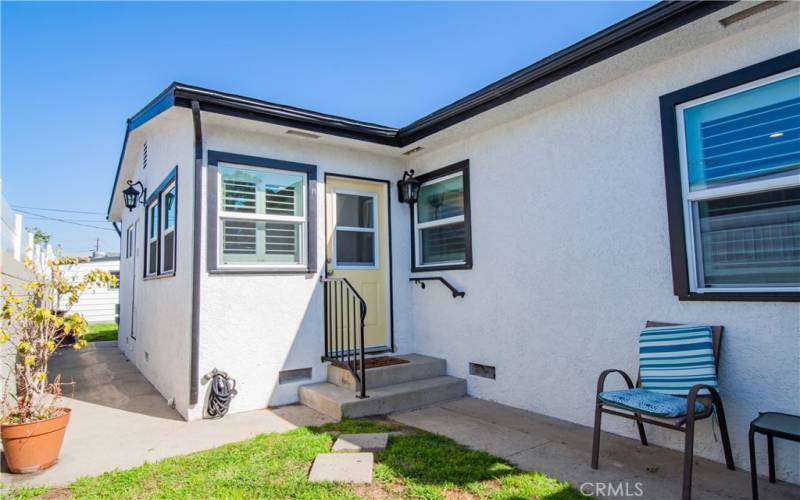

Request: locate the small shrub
(1, 256), (116, 423)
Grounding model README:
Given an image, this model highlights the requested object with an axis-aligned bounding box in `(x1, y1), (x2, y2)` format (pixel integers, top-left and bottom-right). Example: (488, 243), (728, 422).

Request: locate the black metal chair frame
(591, 321), (735, 500)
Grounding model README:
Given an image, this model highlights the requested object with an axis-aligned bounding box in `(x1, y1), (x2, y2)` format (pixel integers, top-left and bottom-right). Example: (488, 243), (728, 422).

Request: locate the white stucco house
(107, 1), (799, 485)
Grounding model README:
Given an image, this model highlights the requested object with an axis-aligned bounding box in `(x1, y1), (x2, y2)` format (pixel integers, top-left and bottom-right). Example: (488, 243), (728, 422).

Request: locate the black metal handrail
(410, 277), (465, 298)
(321, 276), (368, 398)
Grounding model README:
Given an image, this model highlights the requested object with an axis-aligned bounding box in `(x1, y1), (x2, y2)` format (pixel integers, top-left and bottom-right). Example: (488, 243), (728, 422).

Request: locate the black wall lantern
(122, 180), (146, 211)
(397, 170), (421, 205)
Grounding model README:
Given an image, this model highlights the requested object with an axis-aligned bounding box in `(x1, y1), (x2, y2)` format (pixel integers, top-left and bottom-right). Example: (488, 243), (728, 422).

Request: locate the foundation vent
(469, 362), (496, 380)
(279, 367), (313, 384)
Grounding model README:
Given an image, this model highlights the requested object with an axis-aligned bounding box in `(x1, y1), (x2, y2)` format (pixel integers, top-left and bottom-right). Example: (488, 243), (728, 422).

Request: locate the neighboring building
(67, 252), (121, 324)
(106, 2), (799, 485)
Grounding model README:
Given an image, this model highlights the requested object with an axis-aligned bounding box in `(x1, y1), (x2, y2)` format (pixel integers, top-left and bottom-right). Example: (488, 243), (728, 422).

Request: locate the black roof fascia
(172, 84), (400, 147)
(129, 84), (176, 131)
(396, 1), (734, 145)
(108, 1), (734, 217)
(124, 2), (734, 149)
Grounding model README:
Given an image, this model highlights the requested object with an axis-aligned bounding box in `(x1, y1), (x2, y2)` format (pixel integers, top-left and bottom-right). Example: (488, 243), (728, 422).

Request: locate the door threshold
(364, 347), (393, 356)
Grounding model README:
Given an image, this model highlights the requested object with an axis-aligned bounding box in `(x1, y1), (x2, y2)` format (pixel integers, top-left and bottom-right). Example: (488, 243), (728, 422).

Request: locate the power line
(11, 205), (105, 215)
(15, 209), (116, 231)
(24, 214), (110, 223)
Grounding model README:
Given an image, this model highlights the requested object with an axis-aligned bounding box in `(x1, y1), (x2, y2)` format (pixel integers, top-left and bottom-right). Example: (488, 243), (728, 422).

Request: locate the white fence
(65, 259), (120, 324)
(1, 196), (54, 276)
(0, 196), (53, 401)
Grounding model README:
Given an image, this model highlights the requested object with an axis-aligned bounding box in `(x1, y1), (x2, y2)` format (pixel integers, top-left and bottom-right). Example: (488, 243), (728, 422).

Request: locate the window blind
(685, 74), (800, 188)
(223, 180), (256, 213)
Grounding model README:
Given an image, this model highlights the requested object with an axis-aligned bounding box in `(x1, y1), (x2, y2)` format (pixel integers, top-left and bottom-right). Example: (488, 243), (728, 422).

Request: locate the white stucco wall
(117, 109), (195, 418)
(188, 115), (412, 420)
(407, 8), (800, 483)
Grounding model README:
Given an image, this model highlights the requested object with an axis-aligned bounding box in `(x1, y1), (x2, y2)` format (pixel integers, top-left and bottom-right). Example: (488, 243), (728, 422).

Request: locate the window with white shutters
(218, 163), (306, 267)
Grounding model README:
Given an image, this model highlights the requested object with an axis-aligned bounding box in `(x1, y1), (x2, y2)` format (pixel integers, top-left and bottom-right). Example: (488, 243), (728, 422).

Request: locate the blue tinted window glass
(683, 75), (800, 189)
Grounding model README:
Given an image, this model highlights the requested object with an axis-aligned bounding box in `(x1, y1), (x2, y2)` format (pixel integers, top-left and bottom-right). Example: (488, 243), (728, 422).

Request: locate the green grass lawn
(83, 322), (118, 342)
(6, 418), (586, 499)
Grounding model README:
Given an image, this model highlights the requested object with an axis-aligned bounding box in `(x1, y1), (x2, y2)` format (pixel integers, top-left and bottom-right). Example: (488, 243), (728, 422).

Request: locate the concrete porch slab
(391, 397), (800, 500)
(308, 453), (373, 483)
(332, 433), (389, 452)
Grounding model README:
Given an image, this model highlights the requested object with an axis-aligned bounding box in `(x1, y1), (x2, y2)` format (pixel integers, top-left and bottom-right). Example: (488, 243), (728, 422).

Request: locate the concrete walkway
(1, 342), (334, 488)
(391, 397), (799, 500)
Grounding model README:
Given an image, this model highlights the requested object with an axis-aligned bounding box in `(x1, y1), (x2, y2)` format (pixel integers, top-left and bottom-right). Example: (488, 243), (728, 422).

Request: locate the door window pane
(420, 222), (466, 265)
(417, 174), (464, 223)
(336, 194), (374, 228)
(336, 230), (375, 266)
(696, 187), (800, 287)
(683, 75), (800, 190)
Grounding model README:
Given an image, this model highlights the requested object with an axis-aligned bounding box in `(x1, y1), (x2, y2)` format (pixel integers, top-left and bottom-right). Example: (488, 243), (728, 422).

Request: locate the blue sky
(2, 1), (653, 254)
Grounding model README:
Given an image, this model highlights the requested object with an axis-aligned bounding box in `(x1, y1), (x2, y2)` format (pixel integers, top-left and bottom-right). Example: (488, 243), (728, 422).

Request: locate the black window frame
(659, 50), (799, 302)
(410, 159), (473, 272)
(206, 150), (318, 275)
(143, 166), (178, 280)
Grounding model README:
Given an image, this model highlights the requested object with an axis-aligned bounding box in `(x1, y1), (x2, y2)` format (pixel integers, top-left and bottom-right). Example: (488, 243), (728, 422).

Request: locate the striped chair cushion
(639, 324), (719, 396)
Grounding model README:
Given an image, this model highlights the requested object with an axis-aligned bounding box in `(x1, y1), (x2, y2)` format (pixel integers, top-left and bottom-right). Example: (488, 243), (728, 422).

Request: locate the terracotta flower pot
(1, 408), (71, 473)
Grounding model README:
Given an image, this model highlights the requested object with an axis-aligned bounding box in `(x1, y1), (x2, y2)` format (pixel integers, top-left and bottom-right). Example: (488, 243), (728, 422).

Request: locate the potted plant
(1, 256), (116, 473)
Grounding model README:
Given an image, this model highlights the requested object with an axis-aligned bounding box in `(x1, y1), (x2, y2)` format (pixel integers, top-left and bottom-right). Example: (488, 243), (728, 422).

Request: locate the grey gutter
(189, 100), (203, 406)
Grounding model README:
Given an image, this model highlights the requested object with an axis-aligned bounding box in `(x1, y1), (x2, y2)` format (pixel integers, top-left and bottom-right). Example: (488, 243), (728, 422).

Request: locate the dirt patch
(353, 483), (399, 499)
(354, 478), (406, 499)
(443, 489), (479, 500)
(36, 488), (73, 500)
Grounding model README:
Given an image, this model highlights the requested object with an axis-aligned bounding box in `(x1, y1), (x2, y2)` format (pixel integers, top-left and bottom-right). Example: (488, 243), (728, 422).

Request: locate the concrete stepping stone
(308, 452), (373, 483)
(332, 432), (389, 452)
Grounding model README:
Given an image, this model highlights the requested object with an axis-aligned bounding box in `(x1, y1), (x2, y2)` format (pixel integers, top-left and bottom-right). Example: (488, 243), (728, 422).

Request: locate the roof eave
(172, 84), (401, 147)
(107, 0), (735, 215)
(395, 1), (734, 145)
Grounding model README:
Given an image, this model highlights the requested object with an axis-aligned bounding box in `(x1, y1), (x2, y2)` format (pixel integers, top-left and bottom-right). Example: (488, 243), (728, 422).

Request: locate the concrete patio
(391, 397), (800, 500)
(3, 343), (798, 499)
(0, 342), (335, 488)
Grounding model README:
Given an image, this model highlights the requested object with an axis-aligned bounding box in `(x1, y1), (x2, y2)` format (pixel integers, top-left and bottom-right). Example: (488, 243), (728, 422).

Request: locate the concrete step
(299, 376), (467, 420)
(327, 353), (446, 391)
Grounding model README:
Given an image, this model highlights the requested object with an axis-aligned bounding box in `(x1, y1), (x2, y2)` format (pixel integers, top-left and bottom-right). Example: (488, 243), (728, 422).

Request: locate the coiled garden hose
(206, 369), (237, 418)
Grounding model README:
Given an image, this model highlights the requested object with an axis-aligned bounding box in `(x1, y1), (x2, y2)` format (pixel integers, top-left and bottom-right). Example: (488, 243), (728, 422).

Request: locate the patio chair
(591, 321), (735, 500)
